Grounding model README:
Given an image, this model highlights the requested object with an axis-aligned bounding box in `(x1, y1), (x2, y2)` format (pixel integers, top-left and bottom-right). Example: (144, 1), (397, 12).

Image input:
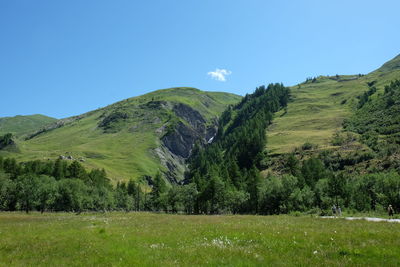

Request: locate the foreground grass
(0, 212), (399, 266)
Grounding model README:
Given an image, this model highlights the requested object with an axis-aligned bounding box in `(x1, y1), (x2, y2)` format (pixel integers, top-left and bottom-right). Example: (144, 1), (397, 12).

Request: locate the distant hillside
(375, 54), (400, 73)
(0, 88), (241, 182)
(267, 54), (400, 154)
(344, 79), (400, 153)
(0, 114), (57, 136)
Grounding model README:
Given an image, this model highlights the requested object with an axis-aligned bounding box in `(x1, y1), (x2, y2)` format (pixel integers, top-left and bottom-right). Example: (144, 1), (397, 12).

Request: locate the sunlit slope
(0, 114), (56, 136)
(1, 88), (241, 181)
(267, 54), (400, 154)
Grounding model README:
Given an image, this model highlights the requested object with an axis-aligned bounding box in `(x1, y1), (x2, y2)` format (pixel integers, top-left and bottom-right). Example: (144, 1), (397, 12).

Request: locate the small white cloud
(207, 68), (232, 82)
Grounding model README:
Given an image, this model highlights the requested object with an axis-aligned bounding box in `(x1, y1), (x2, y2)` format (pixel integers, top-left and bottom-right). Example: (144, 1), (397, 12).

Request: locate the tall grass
(0, 212), (399, 266)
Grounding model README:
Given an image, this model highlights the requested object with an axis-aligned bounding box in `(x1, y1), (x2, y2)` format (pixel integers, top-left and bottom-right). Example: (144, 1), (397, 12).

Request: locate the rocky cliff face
(158, 103), (218, 183)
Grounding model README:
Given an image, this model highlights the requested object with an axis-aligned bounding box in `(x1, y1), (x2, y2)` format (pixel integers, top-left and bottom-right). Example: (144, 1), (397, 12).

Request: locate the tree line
(0, 155), (208, 213)
(0, 157), (139, 213)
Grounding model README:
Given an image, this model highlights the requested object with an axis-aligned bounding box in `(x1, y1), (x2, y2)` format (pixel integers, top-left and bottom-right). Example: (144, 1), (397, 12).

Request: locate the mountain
(1, 55), (398, 184)
(0, 55), (399, 215)
(267, 54), (400, 154)
(375, 54), (400, 73)
(0, 114), (57, 137)
(182, 55), (400, 215)
(0, 88), (241, 182)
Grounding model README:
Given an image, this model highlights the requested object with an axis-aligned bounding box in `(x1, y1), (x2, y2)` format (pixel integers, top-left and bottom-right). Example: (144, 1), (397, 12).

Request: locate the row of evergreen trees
(148, 154), (400, 215)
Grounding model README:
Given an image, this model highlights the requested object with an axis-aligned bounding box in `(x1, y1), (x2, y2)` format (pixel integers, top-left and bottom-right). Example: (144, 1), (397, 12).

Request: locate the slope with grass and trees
(1, 55), (400, 216)
(175, 54), (400, 215)
(267, 54), (400, 154)
(0, 88), (241, 183)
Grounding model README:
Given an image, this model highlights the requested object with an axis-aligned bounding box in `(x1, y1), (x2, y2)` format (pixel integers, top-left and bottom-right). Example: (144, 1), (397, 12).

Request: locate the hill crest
(1, 87), (241, 182)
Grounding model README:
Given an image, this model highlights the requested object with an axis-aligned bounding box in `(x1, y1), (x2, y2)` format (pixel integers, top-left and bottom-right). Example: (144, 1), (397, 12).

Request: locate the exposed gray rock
(162, 122), (200, 158)
(173, 103), (206, 130)
(129, 124), (140, 132)
(153, 117), (161, 124)
(99, 110), (129, 130)
(154, 145), (185, 184)
(154, 102), (220, 181)
(155, 125), (166, 134)
(58, 155), (75, 160)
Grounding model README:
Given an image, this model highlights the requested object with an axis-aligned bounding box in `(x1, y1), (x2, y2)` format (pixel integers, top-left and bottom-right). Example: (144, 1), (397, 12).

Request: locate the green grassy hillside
(0, 88), (241, 182)
(0, 114), (56, 136)
(267, 54), (400, 154)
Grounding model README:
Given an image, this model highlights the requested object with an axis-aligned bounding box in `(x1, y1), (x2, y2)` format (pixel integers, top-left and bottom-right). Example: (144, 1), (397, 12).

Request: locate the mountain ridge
(0, 87), (241, 182)
(0, 114), (57, 137)
(375, 53), (400, 73)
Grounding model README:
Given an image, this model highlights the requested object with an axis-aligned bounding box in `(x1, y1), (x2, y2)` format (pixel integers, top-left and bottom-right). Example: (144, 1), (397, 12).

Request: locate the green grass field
(0, 212), (399, 266)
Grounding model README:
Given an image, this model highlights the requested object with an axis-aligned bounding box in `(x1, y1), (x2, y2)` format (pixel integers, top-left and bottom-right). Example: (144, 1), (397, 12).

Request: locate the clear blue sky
(1, 0), (399, 118)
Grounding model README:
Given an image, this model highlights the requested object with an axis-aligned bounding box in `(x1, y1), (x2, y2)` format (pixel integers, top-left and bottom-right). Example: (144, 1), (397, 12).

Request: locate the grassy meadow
(0, 212), (399, 266)
(267, 63), (400, 154)
(0, 115), (56, 137)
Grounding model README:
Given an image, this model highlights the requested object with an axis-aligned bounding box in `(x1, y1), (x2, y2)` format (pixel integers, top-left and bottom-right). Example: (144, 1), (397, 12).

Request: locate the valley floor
(0, 212), (399, 266)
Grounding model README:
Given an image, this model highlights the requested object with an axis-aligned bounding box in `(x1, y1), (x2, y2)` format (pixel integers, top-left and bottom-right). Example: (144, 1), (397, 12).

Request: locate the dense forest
(0, 157), (143, 213)
(1, 82), (399, 215)
(186, 83), (290, 214)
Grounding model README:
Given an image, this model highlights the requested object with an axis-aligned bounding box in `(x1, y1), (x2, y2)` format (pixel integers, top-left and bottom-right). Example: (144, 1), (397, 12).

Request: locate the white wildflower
(149, 243), (165, 249)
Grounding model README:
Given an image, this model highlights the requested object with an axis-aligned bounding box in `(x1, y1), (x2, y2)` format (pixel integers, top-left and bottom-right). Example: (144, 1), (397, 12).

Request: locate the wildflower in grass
(150, 243), (165, 249)
(313, 250), (318, 255)
(210, 236), (233, 248)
